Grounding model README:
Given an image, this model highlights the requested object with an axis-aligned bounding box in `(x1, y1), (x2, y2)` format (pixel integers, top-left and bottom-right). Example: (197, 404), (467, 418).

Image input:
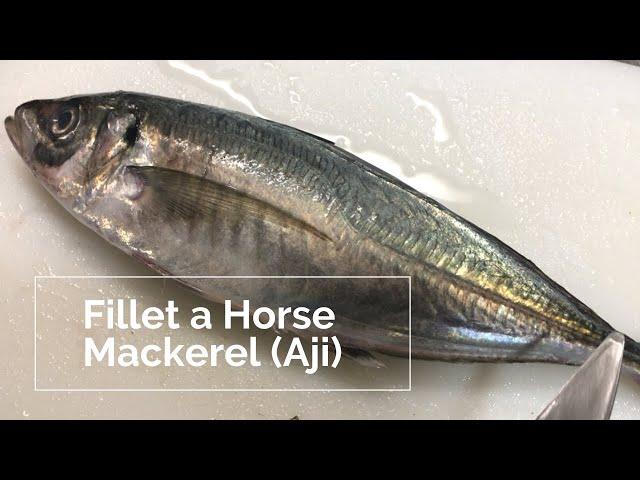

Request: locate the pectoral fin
(128, 165), (331, 241)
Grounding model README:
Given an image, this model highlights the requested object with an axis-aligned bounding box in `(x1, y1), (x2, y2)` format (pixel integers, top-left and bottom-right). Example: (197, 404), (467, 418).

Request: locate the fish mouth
(4, 115), (22, 156)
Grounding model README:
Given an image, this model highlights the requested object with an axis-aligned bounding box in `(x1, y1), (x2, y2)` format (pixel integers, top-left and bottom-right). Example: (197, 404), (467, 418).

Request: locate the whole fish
(5, 91), (640, 373)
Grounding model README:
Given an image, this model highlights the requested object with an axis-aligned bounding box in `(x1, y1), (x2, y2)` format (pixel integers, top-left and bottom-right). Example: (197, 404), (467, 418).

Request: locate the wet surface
(1, 60), (640, 418)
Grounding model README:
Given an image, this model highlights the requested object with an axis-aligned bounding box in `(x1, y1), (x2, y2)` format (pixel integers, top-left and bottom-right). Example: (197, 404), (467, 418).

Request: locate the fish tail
(622, 334), (640, 380)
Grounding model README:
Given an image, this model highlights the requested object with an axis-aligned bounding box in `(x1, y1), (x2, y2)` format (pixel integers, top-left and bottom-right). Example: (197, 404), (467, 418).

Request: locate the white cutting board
(1, 60), (639, 419)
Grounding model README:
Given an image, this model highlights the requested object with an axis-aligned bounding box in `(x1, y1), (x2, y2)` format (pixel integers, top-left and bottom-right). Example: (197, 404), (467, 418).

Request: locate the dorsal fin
(261, 118), (335, 146)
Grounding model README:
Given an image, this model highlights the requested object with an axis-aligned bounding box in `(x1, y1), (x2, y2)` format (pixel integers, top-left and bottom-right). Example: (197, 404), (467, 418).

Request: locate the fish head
(5, 93), (139, 212)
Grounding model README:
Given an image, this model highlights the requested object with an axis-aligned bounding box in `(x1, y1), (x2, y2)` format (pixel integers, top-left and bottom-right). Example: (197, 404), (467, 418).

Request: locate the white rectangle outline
(34, 275), (412, 392)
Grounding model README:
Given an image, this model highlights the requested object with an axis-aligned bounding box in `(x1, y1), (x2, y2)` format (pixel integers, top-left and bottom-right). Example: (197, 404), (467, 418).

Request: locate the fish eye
(49, 106), (79, 137)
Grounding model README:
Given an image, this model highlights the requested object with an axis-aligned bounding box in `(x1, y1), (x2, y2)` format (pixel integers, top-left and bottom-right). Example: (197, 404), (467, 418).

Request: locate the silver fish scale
(138, 96), (614, 339)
